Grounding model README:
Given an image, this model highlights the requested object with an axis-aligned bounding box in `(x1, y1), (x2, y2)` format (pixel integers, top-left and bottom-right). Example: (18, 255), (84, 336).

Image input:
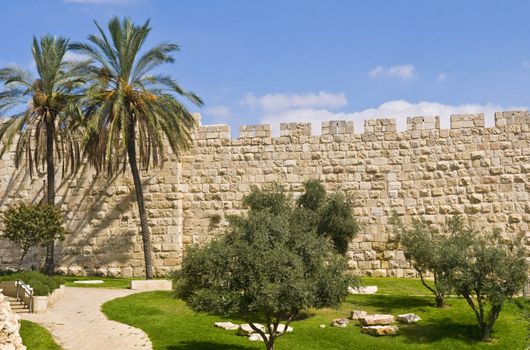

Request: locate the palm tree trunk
(45, 115), (55, 276)
(126, 118), (154, 279)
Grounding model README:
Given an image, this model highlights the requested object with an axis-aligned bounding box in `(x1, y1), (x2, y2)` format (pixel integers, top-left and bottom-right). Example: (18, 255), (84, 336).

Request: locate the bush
(297, 180), (360, 255)
(2, 202), (67, 266)
(0, 271), (63, 296)
(176, 185), (353, 350)
(450, 228), (528, 341)
(391, 214), (473, 308)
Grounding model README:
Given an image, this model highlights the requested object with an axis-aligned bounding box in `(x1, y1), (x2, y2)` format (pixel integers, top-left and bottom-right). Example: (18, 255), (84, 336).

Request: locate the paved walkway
(21, 287), (152, 350)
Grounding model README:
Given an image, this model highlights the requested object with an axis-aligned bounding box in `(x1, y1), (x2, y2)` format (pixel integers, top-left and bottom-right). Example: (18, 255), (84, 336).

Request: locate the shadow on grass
(167, 342), (254, 350)
(397, 319), (481, 345)
(348, 295), (434, 313)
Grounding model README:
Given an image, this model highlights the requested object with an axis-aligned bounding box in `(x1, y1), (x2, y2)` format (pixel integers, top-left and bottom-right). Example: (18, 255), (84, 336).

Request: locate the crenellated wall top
(191, 110), (530, 140)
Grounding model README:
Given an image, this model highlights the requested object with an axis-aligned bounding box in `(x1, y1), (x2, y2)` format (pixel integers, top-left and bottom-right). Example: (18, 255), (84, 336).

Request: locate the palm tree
(0, 35), (83, 275)
(72, 17), (202, 279)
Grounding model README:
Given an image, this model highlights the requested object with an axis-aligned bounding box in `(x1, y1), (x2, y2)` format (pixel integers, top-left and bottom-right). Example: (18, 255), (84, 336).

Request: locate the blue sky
(2, 0), (530, 134)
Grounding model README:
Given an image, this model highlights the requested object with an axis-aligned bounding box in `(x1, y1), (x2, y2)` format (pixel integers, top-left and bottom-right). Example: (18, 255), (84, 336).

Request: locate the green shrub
(0, 271), (63, 296)
(391, 214), (473, 308)
(450, 228), (528, 341)
(177, 185), (354, 350)
(2, 202), (67, 266)
(297, 180), (360, 255)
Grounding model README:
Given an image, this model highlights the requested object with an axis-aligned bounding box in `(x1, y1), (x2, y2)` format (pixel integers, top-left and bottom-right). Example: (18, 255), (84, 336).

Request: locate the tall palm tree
(72, 17), (203, 279)
(0, 35), (83, 275)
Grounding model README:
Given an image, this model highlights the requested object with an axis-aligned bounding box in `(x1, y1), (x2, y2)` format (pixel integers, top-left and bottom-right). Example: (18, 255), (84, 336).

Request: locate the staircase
(5, 295), (30, 314)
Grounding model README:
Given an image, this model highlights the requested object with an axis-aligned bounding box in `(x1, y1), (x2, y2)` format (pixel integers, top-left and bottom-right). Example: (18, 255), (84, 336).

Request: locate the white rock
(0, 293), (26, 350)
(319, 324), (326, 329)
(348, 285), (378, 294)
(248, 333), (269, 342)
(361, 325), (398, 336)
(349, 310), (368, 320)
(237, 323), (265, 336)
(73, 280), (105, 284)
(272, 323), (293, 334)
(358, 314), (395, 326)
(330, 318), (349, 328)
(397, 313), (421, 324)
(214, 322), (239, 330)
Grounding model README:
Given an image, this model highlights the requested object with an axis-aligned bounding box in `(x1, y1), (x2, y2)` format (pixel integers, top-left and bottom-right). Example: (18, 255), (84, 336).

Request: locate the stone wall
(181, 111), (530, 277)
(1, 111), (530, 277)
(0, 292), (26, 350)
(0, 142), (184, 278)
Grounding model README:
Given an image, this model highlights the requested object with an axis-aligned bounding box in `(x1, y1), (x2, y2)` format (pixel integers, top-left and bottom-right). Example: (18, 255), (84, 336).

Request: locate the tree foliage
(297, 180), (359, 255)
(3, 203), (67, 266)
(392, 214), (473, 307)
(71, 17), (202, 279)
(450, 229), (528, 341)
(0, 35), (84, 176)
(0, 35), (84, 275)
(394, 213), (528, 340)
(177, 185), (352, 350)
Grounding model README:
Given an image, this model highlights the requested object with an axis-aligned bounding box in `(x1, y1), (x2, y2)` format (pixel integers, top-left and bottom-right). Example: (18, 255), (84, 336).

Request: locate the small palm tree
(0, 35), (83, 275)
(72, 17), (202, 279)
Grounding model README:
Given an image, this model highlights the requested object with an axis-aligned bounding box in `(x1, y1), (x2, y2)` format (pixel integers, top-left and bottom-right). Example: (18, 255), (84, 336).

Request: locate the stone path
(21, 287), (152, 350)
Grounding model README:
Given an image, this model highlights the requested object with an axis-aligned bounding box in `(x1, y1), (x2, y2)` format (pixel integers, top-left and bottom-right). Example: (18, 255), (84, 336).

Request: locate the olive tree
(176, 185), (353, 350)
(297, 180), (359, 255)
(450, 229), (528, 341)
(392, 214), (473, 307)
(3, 203), (67, 267)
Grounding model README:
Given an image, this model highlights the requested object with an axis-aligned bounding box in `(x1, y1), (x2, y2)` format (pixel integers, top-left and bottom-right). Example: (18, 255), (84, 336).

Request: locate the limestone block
(330, 318), (349, 328)
(130, 280), (172, 291)
(361, 325), (398, 336)
(215, 322), (239, 331)
(0, 293), (26, 350)
(359, 314), (395, 326)
(237, 323), (265, 336)
(348, 286), (378, 294)
(349, 310), (368, 320)
(397, 313), (421, 324)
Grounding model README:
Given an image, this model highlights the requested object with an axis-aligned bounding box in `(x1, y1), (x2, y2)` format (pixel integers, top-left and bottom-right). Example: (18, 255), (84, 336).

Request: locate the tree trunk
(44, 115), (55, 276)
(126, 119), (153, 280)
(266, 340), (275, 350)
(435, 294), (445, 308)
(481, 324), (492, 341)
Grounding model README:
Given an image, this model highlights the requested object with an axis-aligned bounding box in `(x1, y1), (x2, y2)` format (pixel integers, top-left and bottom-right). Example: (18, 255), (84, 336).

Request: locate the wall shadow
(0, 158), (160, 271)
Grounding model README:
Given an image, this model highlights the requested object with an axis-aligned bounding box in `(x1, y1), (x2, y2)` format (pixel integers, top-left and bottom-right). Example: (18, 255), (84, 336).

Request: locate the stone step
(6, 296), (30, 314)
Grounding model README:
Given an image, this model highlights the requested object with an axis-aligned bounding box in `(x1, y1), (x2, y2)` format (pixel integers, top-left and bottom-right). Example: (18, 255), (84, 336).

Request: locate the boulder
(237, 323), (265, 336)
(214, 322), (239, 331)
(358, 314), (394, 326)
(272, 324), (293, 334)
(397, 313), (421, 324)
(349, 310), (368, 320)
(361, 325), (398, 336)
(330, 318), (349, 328)
(248, 333), (269, 342)
(348, 286), (378, 294)
(0, 293), (26, 350)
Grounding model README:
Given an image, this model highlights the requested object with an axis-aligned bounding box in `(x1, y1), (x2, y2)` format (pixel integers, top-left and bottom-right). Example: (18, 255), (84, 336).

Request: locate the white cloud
(243, 91), (347, 111)
(63, 51), (90, 62)
(369, 64), (416, 79)
(260, 100), (524, 135)
(204, 105), (232, 119)
(437, 73), (447, 81)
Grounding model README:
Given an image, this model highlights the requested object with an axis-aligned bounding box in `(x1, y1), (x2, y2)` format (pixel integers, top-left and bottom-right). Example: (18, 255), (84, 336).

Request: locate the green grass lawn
(20, 320), (61, 350)
(60, 276), (134, 289)
(101, 278), (529, 350)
